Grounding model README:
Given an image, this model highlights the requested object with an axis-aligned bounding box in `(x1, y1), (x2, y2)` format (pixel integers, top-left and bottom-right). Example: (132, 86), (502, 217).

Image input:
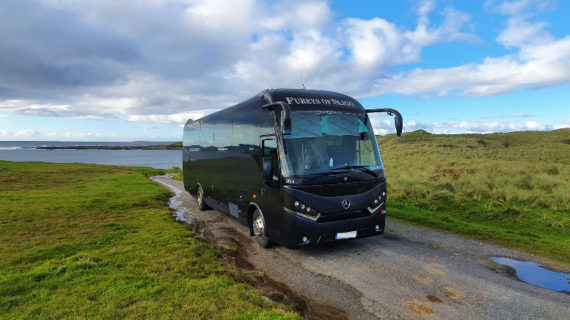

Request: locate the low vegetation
(37, 142), (182, 150)
(378, 129), (570, 265)
(0, 161), (299, 319)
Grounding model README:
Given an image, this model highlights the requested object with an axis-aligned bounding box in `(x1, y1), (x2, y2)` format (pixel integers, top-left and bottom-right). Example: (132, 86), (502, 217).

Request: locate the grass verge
(0, 161), (299, 319)
(379, 129), (570, 266)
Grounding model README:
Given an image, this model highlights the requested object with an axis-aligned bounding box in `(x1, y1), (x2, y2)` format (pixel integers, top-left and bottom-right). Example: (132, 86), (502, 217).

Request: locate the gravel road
(151, 175), (570, 320)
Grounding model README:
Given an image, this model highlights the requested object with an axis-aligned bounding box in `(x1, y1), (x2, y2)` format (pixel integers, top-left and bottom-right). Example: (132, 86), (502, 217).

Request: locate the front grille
(317, 210), (371, 222)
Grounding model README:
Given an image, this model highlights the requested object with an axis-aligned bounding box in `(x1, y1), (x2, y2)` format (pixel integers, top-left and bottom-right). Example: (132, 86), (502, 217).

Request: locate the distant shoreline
(36, 142), (182, 150)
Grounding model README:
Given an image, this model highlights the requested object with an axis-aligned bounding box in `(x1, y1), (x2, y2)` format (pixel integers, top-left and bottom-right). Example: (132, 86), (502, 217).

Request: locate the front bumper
(279, 207), (385, 248)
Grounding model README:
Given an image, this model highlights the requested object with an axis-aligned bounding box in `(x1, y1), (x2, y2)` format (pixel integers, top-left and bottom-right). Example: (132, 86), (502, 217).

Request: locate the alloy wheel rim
(253, 214), (265, 237)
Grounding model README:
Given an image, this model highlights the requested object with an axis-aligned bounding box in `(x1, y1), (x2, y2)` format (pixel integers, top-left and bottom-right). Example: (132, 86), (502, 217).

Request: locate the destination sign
(285, 97), (355, 107)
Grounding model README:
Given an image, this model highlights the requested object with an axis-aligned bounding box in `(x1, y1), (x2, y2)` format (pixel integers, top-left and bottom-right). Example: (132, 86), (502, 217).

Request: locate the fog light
(302, 236), (308, 242)
(375, 225), (380, 231)
(306, 206), (312, 213)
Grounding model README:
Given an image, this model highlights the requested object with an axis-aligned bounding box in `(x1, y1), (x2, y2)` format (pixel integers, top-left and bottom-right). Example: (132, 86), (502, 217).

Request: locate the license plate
(335, 231), (357, 240)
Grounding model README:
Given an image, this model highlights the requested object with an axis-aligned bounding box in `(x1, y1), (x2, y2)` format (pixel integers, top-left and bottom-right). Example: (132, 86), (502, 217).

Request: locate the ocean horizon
(0, 141), (181, 169)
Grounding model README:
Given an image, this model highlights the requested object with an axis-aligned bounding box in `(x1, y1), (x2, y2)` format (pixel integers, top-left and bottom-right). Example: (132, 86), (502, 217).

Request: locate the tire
(252, 209), (273, 248)
(196, 184), (208, 211)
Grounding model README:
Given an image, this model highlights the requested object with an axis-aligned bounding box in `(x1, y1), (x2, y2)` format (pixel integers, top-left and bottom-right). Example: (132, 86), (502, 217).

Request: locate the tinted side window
(200, 120), (214, 148)
(183, 122), (200, 147)
(263, 138), (279, 177)
(213, 120), (232, 148)
(260, 110), (275, 136)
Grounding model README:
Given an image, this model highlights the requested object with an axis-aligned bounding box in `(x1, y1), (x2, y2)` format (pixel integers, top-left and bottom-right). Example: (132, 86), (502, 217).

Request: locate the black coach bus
(183, 89), (402, 248)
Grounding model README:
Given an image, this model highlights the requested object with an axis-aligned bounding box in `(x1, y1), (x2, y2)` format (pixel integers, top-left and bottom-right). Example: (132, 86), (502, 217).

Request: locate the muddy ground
(151, 175), (570, 320)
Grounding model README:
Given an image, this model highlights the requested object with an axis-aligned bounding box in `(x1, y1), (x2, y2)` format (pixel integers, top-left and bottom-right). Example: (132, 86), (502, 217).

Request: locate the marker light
(306, 207), (312, 213)
(374, 199), (379, 205)
(380, 209), (386, 215)
(252, 194), (257, 199)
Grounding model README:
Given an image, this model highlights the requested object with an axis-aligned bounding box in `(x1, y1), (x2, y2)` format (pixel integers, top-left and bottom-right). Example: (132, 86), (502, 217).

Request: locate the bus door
(260, 136), (281, 237)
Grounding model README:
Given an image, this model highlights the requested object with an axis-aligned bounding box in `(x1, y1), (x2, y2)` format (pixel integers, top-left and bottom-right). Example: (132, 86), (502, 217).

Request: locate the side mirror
(365, 108), (403, 137)
(262, 157), (273, 181)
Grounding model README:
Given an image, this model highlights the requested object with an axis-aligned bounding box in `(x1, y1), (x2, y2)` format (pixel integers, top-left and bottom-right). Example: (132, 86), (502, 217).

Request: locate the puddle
(150, 175), (193, 224)
(491, 257), (570, 293)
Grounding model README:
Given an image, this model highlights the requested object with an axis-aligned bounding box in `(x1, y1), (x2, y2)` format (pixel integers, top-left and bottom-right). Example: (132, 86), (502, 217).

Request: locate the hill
(378, 129), (570, 265)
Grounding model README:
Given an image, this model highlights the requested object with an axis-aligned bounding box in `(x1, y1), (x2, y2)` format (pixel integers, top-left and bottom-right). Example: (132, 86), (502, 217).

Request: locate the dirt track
(151, 175), (570, 320)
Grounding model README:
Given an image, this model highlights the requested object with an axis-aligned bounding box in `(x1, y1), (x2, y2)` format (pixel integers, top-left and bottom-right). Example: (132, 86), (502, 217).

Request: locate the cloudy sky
(0, 0), (569, 141)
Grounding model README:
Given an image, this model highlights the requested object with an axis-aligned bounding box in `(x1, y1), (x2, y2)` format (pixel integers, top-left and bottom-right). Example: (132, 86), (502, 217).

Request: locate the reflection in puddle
(150, 175), (193, 224)
(491, 257), (570, 293)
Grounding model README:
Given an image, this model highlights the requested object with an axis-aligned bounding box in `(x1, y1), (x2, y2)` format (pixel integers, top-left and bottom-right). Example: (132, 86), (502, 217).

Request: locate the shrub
(543, 165), (560, 175)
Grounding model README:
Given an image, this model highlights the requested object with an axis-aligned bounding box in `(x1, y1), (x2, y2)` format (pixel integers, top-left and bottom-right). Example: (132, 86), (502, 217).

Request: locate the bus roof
(260, 88), (364, 111)
(185, 89), (364, 126)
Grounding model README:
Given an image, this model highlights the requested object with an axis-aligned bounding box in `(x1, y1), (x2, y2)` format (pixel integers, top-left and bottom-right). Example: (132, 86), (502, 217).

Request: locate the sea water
(0, 141), (181, 169)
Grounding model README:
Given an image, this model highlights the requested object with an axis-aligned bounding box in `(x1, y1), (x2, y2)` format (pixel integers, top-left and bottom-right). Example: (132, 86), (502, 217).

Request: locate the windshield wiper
(331, 165), (379, 177)
(306, 170), (350, 176)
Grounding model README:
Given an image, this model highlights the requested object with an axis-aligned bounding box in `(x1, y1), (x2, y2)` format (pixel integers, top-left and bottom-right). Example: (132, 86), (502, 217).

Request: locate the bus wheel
(252, 209), (273, 248)
(196, 185), (208, 211)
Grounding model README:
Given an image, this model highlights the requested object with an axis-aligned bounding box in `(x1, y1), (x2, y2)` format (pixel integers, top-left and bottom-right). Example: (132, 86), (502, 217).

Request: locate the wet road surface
(151, 175), (570, 320)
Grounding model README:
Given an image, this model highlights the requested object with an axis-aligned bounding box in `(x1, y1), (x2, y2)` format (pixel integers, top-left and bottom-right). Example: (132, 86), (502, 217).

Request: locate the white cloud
(261, 0), (332, 31)
(0, 0), (479, 124)
(0, 0), (566, 134)
(497, 18), (551, 48)
(372, 7), (570, 98)
(0, 128), (118, 141)
(342, 4), (476, 73)
(14, 129), (40, 137)
(371, 116), (555, 135)
(492, 0), (556, 16)
(183, 0), (259, 36)
(127, 111), (213, 124)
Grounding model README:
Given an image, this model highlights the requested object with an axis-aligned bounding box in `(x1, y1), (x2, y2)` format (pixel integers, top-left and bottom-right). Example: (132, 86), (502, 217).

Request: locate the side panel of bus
(183, 98), (276, 226)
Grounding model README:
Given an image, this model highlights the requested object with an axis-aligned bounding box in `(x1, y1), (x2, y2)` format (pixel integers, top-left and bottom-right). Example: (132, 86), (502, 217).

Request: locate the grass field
(378, 128), (570, 265)
(0, 161), (300, 319)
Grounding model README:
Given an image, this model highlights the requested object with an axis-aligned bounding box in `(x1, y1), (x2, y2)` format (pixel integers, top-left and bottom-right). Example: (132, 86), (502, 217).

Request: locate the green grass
(0, 161), (300, 319)
(378, 128), (570, 265)
(171, 166), (183, 181)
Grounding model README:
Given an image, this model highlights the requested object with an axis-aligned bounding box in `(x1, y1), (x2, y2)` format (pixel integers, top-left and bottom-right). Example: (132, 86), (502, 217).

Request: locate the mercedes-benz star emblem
(342, 199), (351, 209)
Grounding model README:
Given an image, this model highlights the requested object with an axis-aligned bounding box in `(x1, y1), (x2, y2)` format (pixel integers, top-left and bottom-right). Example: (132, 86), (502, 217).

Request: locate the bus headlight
(367, 196), (384, 213)
(288, 200), (320, 221)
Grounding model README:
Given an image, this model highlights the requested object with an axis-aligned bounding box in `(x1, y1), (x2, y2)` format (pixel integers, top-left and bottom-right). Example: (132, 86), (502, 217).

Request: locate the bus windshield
(282, 111), (384, 177)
